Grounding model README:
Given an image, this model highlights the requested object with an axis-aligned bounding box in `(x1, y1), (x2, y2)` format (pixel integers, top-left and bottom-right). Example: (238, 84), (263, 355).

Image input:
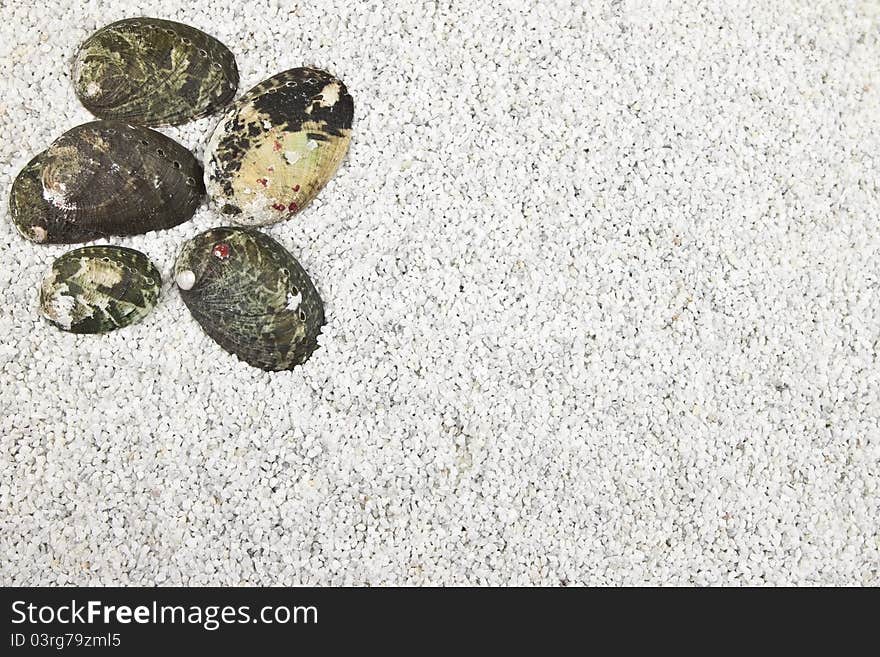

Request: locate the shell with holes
(71, 17), (238, 126)
(40, 245), (161, 333)
(9, 121), (204, 244)
(174, 226), (325, 371)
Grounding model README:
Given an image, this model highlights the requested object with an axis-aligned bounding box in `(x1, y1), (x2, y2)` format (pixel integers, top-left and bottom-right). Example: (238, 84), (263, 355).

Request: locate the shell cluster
(8, 16), (355, 371)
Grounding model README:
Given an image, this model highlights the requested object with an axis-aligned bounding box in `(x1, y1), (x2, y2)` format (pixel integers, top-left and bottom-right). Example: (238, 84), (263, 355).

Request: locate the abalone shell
(40, 245), (161, 333)
(72, 17), (238, 126)
(204, 67), (353, 226)
(174, 227), (324, 370)
(9, 121), (204, 244)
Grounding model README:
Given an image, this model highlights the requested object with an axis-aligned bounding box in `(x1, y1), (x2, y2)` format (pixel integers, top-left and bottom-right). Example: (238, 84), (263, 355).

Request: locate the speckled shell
(72, 17), (238, 126)
(40, 246), (161, 333)
(174, 227), (324, 371)
(204, 67), (353, 226)
(9, 121), (204, 244)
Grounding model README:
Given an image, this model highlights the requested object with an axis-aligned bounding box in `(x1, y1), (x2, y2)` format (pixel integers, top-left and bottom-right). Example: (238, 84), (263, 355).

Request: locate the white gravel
(1, 0), (878, 586)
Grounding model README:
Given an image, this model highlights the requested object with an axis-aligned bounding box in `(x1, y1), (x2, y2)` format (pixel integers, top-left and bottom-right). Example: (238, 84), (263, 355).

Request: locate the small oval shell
(72, 17), (238, 126)
(174, 227), (324, 370)
(204, 67), (353, 226)
(9, 121), (204, 244)
(40, 246), (161, 333)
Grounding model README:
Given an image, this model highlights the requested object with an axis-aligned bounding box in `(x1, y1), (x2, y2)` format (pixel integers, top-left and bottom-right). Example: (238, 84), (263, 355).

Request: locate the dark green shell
(174, 227), (324, 370)
(72, 17), (238, 126)
(40, 246), (161, 333)
(204, 67), (353, 226)
(9, 121), (204, 244)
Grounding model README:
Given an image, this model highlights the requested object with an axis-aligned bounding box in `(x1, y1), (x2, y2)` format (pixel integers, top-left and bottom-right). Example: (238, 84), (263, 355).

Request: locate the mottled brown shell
(204, 67), (353, 226)
(9, 121), (204, 244)
(72, 17), (238, 126)
(174, 227), (324, 371)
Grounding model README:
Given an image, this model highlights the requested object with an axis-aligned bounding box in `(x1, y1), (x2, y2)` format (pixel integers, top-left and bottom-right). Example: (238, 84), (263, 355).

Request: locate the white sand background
(0, 0), (877, 585)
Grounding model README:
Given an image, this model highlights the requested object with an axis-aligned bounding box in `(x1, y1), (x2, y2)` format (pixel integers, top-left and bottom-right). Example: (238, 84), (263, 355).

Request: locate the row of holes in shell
(140, 139), (198, 187)
(284, 272), (308, 322)
(263, 76), (325, 97)
(99, 126), (198, 187)
(123, 21), (235, 74)
(97, 255), (157, 286)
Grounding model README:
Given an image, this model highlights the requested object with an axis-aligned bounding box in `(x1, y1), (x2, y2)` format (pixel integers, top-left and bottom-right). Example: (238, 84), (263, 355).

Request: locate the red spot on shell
(273, 140), (282, 151)
(288, 202), (298, 212)
(267, 166), (274, 172)
(212, 242), (230, 259)
(256, 178), (268, 187)
(293, 184), (300, 192)
(272, 203), (286, 211)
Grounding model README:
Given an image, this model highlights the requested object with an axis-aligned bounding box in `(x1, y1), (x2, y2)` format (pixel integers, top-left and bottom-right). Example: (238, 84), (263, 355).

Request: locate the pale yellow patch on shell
(80, 258), (125, 288)
(318, 81), (341, 107)
(43, 288), (78, 329)
(205, 89), (352, 226)
(40, 273), (77, 329)
(224, 121), (348, 225)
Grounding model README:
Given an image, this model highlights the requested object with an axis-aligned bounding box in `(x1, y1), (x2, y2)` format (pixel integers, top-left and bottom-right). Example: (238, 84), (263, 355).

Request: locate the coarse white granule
(0, 0), (878, 586)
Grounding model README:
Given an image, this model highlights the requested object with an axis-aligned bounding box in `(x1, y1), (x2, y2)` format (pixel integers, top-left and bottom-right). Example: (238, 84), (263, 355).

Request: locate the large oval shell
(204, 67), (353, 226)
(174, 227), (324, 370)
(72, 17), (238, 126)
(9, 121), (204, 244)
(40, 246), (161, 333)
